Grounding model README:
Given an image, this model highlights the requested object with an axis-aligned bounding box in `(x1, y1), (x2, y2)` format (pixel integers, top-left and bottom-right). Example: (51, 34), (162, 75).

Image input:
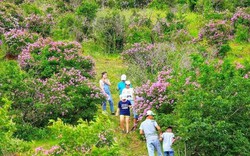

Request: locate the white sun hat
(121, 74), (126, 81)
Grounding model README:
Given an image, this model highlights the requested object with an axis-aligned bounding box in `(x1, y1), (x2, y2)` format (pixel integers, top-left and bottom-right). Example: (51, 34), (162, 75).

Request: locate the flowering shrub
(34, 146), (63, 155)
(231, 8), (250, 42)
(122, 43), (178, 74)
(48, 115), (119, 155)
(12, 68), (104, 127)
(134, 69), (172, 120)
(134, 54), (250, 155)
(3, 29), (38, 57)
(0, 2), (23, 34)
(24, 14), (54, 37)
(199, 20), (232, 57)
(152, 14), (186, 42)
(18, 38), (95, 79)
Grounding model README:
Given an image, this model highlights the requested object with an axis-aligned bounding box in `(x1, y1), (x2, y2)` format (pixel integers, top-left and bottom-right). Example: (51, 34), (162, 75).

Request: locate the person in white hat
(139, 110), (163, 156)
(121, 80), (138, 129)
(116, 94), (132, 133)
(117, 74), (132, 95)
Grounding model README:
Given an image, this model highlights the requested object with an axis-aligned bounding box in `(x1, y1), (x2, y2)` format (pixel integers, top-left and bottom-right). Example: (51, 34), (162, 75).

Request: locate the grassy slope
(2, 2), (248, 154)
(83, 42), (148, 156)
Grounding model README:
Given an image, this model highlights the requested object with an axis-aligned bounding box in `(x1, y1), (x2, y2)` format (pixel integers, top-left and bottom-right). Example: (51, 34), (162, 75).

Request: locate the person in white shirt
(160, 126), (177, 156)
(121, 80), (138, 128)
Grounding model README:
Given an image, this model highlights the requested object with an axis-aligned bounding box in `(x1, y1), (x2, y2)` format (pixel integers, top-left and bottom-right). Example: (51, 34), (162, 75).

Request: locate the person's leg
(125, 116), (130, 133)
(102, 101), (107, 111)
(163, 151), (168, 156)
(153, 139), (163, 156)
(108, 95), (115, 113)
(119, 115), (125, 132)
(146, 140), (155, 156)
(169, 151), (174, 156)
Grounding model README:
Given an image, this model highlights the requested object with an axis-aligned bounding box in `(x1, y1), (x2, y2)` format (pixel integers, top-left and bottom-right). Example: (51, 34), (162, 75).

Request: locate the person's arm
(154, 121), (162, 137)
(116, 102), (121, 116)
(159, 133), (163, 141)
(104, 79), (111, 86)
(140, 129), (144, 135)
(116, 108), (120, 116)
(99, 80), (106, 94)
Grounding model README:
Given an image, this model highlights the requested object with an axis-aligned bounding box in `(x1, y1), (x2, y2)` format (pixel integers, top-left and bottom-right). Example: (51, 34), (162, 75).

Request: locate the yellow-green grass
(227, 42), (250, 62)
(96, 8), (167, 24)
(185, 12), (205, 37)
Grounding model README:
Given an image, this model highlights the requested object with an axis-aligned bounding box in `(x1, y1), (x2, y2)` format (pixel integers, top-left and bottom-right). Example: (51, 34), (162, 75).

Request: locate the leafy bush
(18, 38), (95, 79)
(48, 115), (119, 155)
(3, 29), (38, 57)
(126, 12), (154, 44)
(0, 98), (29, 155)
(149, 0), (175, 9)
(14, 124), (49, 141)
(153, 13), (187, 42)
(24, 14), (54, 37)
(199, 20), (232, 57)
(94, 11), (125, 53)
(76, 1), (98, 20)
(134, 55), (250, 155)
(20, 3), (43, 15)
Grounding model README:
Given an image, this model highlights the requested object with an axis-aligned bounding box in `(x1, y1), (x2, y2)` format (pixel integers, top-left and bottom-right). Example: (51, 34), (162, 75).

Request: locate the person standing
(99, 72), (115, 115)
(116, 94), (132, 133)
(117, 74), (127, 95)
(139, 110), (163, 156)
(160, 126), (177, 156)
(121, 80), (138, 129)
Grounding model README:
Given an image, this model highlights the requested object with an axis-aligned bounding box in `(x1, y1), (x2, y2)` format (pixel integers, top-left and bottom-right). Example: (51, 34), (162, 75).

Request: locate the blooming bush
(18, 38), (95, 79)
(24, 14), (54, 37)
(12, 68), (104, 127)
(199, 20), (232, 57)
(134, 69), (172, 120)
(3, 29), (38, 57)
(34, 146), (63, 155)
(0, 2), (23, 34)
(134, 54), (250, 155)
(122, 42), (189, 74)
(231, 8), (250, 42)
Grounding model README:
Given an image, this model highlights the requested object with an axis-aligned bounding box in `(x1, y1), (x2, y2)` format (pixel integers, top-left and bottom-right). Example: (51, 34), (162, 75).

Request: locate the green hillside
(0, 0), (249, 155)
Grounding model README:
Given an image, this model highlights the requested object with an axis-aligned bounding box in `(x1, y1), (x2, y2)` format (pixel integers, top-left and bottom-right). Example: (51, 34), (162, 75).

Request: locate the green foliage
(20, 3), (42, 15)
(76, 1), (98, 20)
(235, 24), (249, 42)
(174, 56), (250, 155)
(0, 61), (26, 97)
(48, 115), (119, 155)
(149, 0), (174, 9)
(0, 98), (29, 155)
(14, 124), (50, 141)
(94, 11), (126, 53)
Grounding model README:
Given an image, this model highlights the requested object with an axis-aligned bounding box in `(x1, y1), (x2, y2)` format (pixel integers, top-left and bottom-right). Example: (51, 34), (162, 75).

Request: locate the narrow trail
(91, 54), (148, 156)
